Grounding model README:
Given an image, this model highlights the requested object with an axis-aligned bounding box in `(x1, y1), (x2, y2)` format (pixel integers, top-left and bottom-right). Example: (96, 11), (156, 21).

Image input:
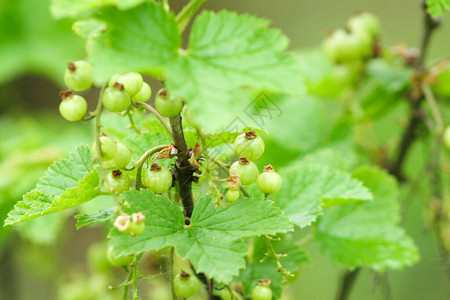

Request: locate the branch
(169, 115), (196, 218)
(133, 101), (173, 138)
(336, 269), (361, 300)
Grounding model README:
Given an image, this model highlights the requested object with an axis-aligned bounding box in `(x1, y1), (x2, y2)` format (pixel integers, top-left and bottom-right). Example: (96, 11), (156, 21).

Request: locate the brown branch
(169, 115), (196, 218)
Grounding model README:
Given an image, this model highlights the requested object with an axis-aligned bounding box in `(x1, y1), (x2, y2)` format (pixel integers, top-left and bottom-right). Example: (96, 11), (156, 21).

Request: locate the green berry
(59, 90), (87, 122)
(432, 68), (450, 97)
(155, 89), (183, 117)
(226, 189), (240, 202)
(251, 284), (272, 300)
(444, 126), (450, 149)
(92, 135), (117, 161)
(257, 165), (282, 194)
(142, 163), (173, 193)
(348, 12), (380, 39)
(234, 130), (265, 161)
(107, 245), (133, 267)
(174, 271), (200, 298)
(183, 106), (200, 129)
(87, 242), (111, 273)
(129, 222), (145, 236)
(106, 170), (130, 195)
(229, 157), (259, 185)
(109, 72), (143, 97)
(103, 142), (131, 170)
(64, 60), (93, 91)
(132, 82), (152, 102)
(102, 85), (131, 112)
(323, 29), (370, 63)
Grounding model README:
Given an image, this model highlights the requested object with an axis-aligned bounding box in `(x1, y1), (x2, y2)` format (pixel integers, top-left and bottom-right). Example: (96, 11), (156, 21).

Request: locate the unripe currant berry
(64, 60), (93, 91)
(106, 170), (130, 195)
(92, 134), (117, 161)
(102, 83), (131, 112)
(173, 270), (200, 298)
(129, 212), (146, 237)
(229, 157), (259, 185)
(183, 106), (200, 129)
(226, 189), (240, 202)
(323, 29), (368, 63)
(109, 72), (143, 97)
(131, 82), (152, 102)
(251, 279), (272, 300)
(432, 68), (450, 97)
(257, 165), (282, 194)
(444, 126), (450, 149)
(234, 130), (265, 161)
(103, 142), (131, 170)
(107, 245), (133, 267)
(348, 12), (380, 39)
(142, 163), (173, 194)
(59, 90), (87, 122)
(155, 88), (183, 117)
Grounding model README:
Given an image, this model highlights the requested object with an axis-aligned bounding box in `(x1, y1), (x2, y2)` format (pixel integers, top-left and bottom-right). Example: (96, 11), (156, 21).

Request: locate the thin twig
(133, 101), (173, 137)
(134, 144), (169, 190)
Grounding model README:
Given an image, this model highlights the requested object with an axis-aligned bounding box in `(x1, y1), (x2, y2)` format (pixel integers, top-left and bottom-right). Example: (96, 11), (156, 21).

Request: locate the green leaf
(315, 166), (420, 271)
(87, 2), (180, 81)
(4, 145), (100, 226)
(84, 3), (303, 131)
(271, 163), (373, 228)
(427, 0), (450, 18)
(184, 127), (267, 148)
(50, 0), (148, 19)
(238, 234), (308, 299)
(76, 208), (114, 229)
(108, 190), (292, 283)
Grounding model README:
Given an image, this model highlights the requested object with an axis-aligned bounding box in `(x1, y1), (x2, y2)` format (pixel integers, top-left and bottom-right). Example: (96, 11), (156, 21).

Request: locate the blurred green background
(0, 0), (449, 299)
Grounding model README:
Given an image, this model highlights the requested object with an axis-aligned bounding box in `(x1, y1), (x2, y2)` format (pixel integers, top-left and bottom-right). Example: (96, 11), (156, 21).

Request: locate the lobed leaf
(108, 190), (292, 283)
(4, 146), (100, 226)
(82, 3), (303, 131)
(271, 163), (373, 228)
(315, 166), (420, 270)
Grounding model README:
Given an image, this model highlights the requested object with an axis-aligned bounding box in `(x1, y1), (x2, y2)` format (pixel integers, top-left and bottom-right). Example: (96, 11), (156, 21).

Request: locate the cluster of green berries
(59, 60), (152, 121)
(226, 130), (282, 202)
(173, 270), (200, 299)
(113, 212), (146, 237)
(103, 72), (151, 112)
(323, 12), (380, 64)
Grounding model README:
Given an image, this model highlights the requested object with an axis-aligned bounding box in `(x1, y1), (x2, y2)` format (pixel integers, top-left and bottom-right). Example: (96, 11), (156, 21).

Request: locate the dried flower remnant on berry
(114, 214), (131, 232)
